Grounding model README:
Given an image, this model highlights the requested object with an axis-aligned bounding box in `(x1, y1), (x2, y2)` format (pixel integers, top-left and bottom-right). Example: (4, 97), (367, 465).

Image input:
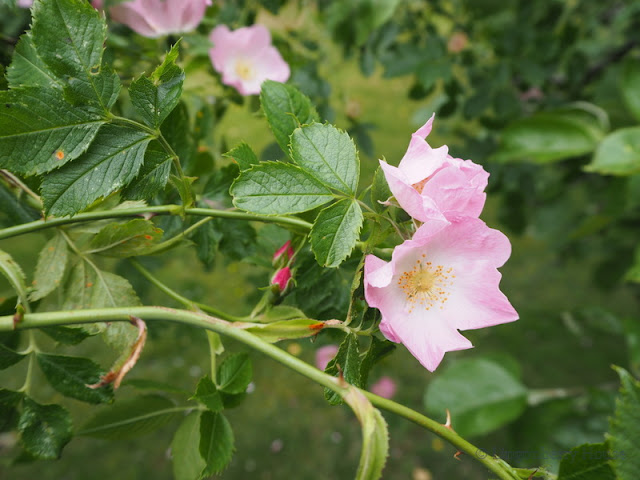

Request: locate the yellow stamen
(235, 59), (255, 81)
(397, 256), (453, 313)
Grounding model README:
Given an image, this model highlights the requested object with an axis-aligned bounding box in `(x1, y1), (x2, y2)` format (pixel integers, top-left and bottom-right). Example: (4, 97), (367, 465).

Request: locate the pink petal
(370, 376), (397, 399)
(315, 345), (339, 371)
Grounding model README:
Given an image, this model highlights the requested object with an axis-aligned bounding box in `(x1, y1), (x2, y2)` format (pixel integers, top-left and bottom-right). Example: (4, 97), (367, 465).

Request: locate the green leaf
(199, 411), (234, 477)
(191, 220), (222, 268)
(557, 443), (615, 480)
(360, 337), (395, 388)
(171, 412), (206, 480)
(18, 397), (72, 460)
(423, 358), (528, 437)
(40, 325), (95, 345)
(255, 305), (308, 323)
(122, 145), (172, 201)
(36, 353), (113, 404)
(0, 183), (40, 226)
(7, 32), (62, 89)
(609, 367), (640, 480)
(87, 219), (163, 257)
(291, 123), (359, 195)
(129, 42), (185, 129)
(325, 333), (361, 405)
(217, 353), (252, 394)
(621, 59), (640, 122)
(344, 387), (389, 480)
(191, 376), (224, 412)
(493, 110), (603, 164)
(245, 318), (326, 343)
(0, 87), (104, 175)
(79, 394), (178, 439)
(260, 80), (319, 154)
(31, 0), (119, 110)
(231, 161), (333, 214)
(0, 389), (23, 432)
(42, 124), (153, 216)
(224, 142), (259, 171)
(0, 248), (28, 308)
(585, 127), (640, 176)
(371, 165), (392, 213)
(310, 198), (363, 267)
(29, 232), (68, 301)
(0, 343), (26, 369)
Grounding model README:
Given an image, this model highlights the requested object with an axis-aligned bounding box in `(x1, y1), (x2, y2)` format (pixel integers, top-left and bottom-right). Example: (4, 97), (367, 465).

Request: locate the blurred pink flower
(273, 240), (295, 265)
(315, 345), (338, 371)
(370, 376), (397, 399)
(209, 24), (290, 96)
(18, 0), (32, 7)
(364, 216), (518, 372)
(271, 267), (292, 294)
(105, 0), (211, 38)
(379, 114), (488, 230)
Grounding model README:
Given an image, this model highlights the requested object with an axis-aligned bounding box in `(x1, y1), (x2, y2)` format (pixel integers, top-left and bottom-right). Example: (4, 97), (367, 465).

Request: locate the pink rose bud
(209, 24), (290, 96)
(370, 376), (397, 399)
(105, 0), (212, 38)
(271, 267), (292, 295)
(273, 240), (295, 265)
(315, 345), (339, 371)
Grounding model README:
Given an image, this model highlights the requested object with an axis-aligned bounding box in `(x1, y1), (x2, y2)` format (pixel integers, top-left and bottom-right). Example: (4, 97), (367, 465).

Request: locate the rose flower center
(397, 255), (454, 313)
(235, 59), (256, 81)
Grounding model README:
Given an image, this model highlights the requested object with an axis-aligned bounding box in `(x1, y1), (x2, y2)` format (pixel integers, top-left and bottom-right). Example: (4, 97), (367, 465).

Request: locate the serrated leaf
(40, 325), (95, 345)
(191, 376), (224, 412)
(202, 163), (239, 208)
(621, 59), (640, 122)
(585, 127), (640, 176)
(310, 198), (363, 267)
(199, 411), (234, 477)
(245, 318), (325, 343)
(122, 146), (172, 201)
(291, 123), (359, 195)
(423, 358), (527, 437)
(344, 386), (389, 480)
(557, 443), (615, 480)
(217, 353), (252, 394)
(224, 142), (259, 171)
(18, 397), (72, 460)
(31, 0), (119, 110)
(161, 102), (193, 171)
(7, 32), (62, 89)
(0, 389), (23, 432)
(609, 367), (640, 480)
(87, 219), (163, 257)
(79, 394), (178, 439)
(0, 343), (26, 369)
(191, 219), (222, 268)
(171, 412), (206, 480)
(231, 161), (334, 214)
(36, 353), (113, 404)
(260, 80), (319, 153)
(0, 248), (28, 308)
(0, 183), (40, 226)
(129, 42), (184, 129)
(325, 333), (361, 405)
(0, 87), (104, 175)
(30, 232), (68, 301)
(42, 124), (153, 216)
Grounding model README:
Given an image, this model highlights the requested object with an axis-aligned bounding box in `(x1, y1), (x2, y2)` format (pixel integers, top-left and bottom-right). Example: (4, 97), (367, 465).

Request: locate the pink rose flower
(18, 0), (32, 7)
(380, 114), (489, 228)
(209, 24), (290, 96)
(370, 376), (397, 399)
(315, 344), (339, 371)
(105, 0), (211, 38)
(364, 216), (518, 372)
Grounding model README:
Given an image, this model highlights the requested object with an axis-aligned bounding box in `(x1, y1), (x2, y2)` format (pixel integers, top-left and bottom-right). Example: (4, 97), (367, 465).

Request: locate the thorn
(528, 468), (540, 479)
(12, 304), (25, 329)
(453, 450), (463, 460)
(443, 409), (456, 432)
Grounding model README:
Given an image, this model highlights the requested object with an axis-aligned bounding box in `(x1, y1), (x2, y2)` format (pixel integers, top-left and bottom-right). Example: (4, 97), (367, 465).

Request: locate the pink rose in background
(105, 0), (211, 38)
(364, 216), (518, 372)
(315, 345), (338, 371)
(209, 24), (290, 96)
(380, 114), (489, 229)
(370, 376), (397, 399)
(18, 0), (33, 7)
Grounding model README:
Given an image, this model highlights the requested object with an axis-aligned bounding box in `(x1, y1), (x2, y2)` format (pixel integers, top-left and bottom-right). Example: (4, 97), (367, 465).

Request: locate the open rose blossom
(105, 0), (211, 38)
(364, 217), (518, 371)
(379, 114), (489, 229)
(209, 24), (290, 96)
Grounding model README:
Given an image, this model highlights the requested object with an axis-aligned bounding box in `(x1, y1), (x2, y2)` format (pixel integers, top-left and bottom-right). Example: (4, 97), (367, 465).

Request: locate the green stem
(0, 205), (312, 241)
(143, 217), (213, 255)
(0, 307), (516, 480)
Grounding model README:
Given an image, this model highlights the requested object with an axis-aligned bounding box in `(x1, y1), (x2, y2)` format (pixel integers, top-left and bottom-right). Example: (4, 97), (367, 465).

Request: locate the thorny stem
(0, 307), (518, 480)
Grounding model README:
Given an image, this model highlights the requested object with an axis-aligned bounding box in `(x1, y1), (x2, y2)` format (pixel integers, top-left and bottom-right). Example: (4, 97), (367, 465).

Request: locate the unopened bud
(272, 240), (295, 266)
(271, 267), (293, 295)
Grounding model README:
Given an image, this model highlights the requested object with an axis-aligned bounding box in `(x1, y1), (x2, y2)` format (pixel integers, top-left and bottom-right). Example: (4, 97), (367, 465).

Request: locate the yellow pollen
(235, 59), (255, 81)
(397, 258), (454, 313)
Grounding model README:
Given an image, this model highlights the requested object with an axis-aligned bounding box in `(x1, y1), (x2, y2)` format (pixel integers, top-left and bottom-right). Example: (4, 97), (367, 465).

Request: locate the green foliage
(586, 127), (640, 176)
(199, 411), (234, 476)
(171, 412), (206, 480)
(29, 232), (68, 301)
(260, 80), (319, 154)
(217, 353), (252, 395)
(18, 397), (72, 460)
(310, 198), (363, 267)
(79, 394), (178, 439)
(424, 358), (528, 437)
(36, 353), (113, 404)
(0, 389), (23, 433)
(87, 219), (163, 257)
(557, 443), (615, 480)
(224, 142), (259, 171)
(0, 248), (28, 309)
(621, 60), (640, 122)
(0, 343), (25, 369)
(191, 376), (224, 412)
(325, 333), (361, 405)
(609, 367), (640, 480)
(62, 262), (140, 310)
(6, 32), (62, 89)
(122, 146), (173, 201)
(245, 318), (324, 343)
